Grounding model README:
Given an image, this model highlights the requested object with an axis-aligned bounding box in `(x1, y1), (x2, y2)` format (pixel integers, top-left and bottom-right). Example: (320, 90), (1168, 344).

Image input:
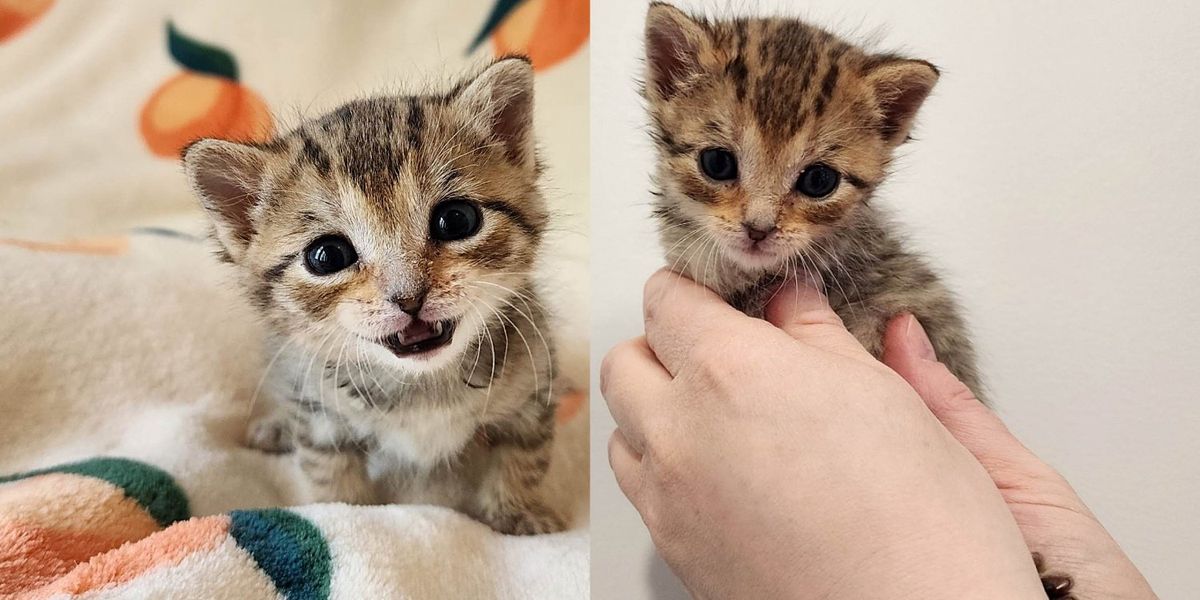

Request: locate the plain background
(590, 1), (1200, 598)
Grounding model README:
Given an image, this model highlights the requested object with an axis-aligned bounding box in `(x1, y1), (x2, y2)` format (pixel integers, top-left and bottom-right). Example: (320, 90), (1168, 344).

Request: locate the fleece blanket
(0, 1), (589, 598)
(0, 458), (587, 598)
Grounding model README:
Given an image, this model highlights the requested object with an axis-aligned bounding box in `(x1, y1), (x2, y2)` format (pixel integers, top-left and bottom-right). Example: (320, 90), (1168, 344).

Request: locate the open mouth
(379, 318), (457, 357)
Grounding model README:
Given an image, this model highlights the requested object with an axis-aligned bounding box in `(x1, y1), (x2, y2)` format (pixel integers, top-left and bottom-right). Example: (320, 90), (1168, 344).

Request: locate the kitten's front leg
(292, 413), (377, 505)
(472, 412), (566, 535)
(246, 405), (295, 453)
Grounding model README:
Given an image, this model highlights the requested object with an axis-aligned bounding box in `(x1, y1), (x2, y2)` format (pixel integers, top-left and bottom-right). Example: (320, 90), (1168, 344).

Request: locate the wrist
(1020, 510), (1156, 598)
(825, 529), (1044, 600)
(784, 497), (1046, 600)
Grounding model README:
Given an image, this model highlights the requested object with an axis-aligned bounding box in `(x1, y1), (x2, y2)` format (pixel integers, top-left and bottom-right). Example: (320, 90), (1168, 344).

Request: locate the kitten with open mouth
(184, 57), (567, 535)
(379, 318), (457, 357)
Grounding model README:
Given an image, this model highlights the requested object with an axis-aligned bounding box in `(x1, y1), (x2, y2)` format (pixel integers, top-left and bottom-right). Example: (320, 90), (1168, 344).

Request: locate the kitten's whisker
(354, 342), (396, 419)
(660, 227), (708, 265)
(658, 228), (709, 298)
(461, 310), (487, 388)
(247, 332), (302, 422)
(467, 282), (555, 405)
(301, 326), (342, 430)
(661, 229), (714, 308)
(462, 296), (499, 419)
(762, 254), (794, 308)
(296, 327), (332, 406)
(808, 238), (864, 320)
(472, 279), (553, 314)
(485, 303), (541, 408)
(326, 333), (355, 446)
(344, 340), (377, 411)
(704, 237), (721, 293)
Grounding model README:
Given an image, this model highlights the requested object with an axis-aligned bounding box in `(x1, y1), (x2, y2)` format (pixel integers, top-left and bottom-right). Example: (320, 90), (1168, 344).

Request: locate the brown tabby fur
(643, 3), (981, 397)
(183, 57), (565, 535)
(643, 3), (1074, 593)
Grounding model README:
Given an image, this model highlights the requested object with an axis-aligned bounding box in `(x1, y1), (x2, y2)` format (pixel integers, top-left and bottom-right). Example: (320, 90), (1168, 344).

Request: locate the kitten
(642, 3), (981, 396)
(643, 3), (1074, 593)
(183, 57), (566, 535)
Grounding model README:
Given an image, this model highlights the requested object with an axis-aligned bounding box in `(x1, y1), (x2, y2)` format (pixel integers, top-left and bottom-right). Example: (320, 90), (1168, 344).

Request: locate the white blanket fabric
(0, 0), (589, 596)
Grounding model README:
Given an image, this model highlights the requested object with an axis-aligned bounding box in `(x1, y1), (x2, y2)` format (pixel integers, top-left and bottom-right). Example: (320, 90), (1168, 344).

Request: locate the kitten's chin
(721, 244), (789, 272)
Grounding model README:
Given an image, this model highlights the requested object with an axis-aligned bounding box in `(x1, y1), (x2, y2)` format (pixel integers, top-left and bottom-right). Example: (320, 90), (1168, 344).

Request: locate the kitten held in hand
(642, 3), (1080, 593)
(183, 57), (565, 535)
(643, 3), (982, 396)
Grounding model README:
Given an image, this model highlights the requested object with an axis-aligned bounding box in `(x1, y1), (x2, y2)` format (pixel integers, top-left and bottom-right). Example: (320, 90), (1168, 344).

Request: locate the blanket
(1, 458), (586, 599)
(0, 228), (589, 599)
(0, 0), (590, 598)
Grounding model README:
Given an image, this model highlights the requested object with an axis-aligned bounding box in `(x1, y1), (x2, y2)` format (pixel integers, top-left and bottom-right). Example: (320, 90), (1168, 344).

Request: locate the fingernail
(904, 314), (937, 360)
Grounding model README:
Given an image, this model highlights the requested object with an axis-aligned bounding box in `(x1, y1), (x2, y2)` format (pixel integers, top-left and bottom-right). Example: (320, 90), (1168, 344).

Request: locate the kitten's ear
(182, 138), (272, 258)
(644, 2), (709, 101)
(455, 56), (536, 170)
(864, 58), (940, 146)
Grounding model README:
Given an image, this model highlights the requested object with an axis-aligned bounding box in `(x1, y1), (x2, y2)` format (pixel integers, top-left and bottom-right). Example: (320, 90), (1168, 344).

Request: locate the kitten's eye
(699, 148), (738, 181)
(304, 235), (358, 275)
(795, 164), (841, 199)
(430, 199), (483, 241)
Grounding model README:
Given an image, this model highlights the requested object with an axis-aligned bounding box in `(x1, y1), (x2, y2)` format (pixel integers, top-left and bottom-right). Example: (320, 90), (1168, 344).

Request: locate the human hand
(601, 270), (1045, 599)
(882, 314), (1158, 599)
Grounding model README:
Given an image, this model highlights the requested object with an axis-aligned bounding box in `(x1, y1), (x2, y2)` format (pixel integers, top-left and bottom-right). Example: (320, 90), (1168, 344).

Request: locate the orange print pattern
(140, 23), (274, 159)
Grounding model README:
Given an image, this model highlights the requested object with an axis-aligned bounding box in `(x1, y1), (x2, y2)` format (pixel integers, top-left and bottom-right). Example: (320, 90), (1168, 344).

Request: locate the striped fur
(643, 3), (982, 397)
(643, 4), (1079, 592)
(184, 57), (565, 534)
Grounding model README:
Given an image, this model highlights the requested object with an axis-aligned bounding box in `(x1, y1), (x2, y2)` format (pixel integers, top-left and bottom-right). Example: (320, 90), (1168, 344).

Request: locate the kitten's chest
(726, 269), (886, 357)
(280, 353), (486, 468)
(331, 376), (486, 470)
(364, 404), (481, 470)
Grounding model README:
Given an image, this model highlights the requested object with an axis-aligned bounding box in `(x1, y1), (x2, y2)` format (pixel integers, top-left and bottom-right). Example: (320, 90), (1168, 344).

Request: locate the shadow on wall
(646, 551), (690, 599)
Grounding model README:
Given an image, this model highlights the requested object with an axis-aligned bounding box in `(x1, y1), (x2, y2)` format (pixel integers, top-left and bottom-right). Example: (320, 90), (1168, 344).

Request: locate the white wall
(590, 1), (1200, 598)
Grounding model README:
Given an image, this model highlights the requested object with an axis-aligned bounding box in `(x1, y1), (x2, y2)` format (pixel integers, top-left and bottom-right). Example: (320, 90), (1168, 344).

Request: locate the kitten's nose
(743, 222), (777, 242)
(391, 291), (426, 316)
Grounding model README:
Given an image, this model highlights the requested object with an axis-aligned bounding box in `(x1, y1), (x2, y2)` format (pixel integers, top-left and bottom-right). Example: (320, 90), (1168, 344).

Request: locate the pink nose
(743, 223), (777, 242)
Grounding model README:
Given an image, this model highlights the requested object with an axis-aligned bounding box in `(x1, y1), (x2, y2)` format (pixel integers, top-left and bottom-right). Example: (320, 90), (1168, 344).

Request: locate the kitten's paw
(1033, 553), (1075, 599)
(480, 501), (568, 536)
(246, 415), (294, 453)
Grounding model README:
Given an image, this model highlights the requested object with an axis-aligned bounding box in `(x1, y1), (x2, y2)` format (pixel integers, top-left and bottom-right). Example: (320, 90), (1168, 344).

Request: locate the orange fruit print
(0, 0), (53, 42)
(471, 0), (588, 72)
(140, 23), (274, 159)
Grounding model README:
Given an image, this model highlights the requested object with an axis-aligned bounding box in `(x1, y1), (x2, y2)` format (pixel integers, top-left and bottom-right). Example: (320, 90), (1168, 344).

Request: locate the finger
(763, 275), (874, 361)
(608, 429), (645, 502)
(881, 314), (1040, 473)
(600, 336), (672, 452)
(643, 268), (748, 376)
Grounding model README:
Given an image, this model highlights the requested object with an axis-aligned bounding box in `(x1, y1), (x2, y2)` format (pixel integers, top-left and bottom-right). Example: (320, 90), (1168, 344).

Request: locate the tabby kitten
(642, 3), (981, 396)
(183, 57), (565, 535)
(643, 4), (1075, 595)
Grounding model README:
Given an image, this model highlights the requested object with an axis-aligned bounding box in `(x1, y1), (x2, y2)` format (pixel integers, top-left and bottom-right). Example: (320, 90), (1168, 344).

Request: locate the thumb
(881, 314), (1031, 470)
(764, 276), (874, 361)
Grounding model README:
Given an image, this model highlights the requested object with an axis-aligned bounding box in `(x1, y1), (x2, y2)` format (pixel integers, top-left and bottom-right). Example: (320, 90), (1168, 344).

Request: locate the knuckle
(640, 501), (663, 534)
(599, 341), (635, 396)
(608, 435), (639, 495)
(642, 272), (670, 316)
(792, 307), (846, 330)
(690, 334), (731, 366)
(945, 385), (980, 407)
(606, 433), (623, 470)
(689, 331), (750, 378)
(598, 353), (618, 398)
(646, 441), (686, 489)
